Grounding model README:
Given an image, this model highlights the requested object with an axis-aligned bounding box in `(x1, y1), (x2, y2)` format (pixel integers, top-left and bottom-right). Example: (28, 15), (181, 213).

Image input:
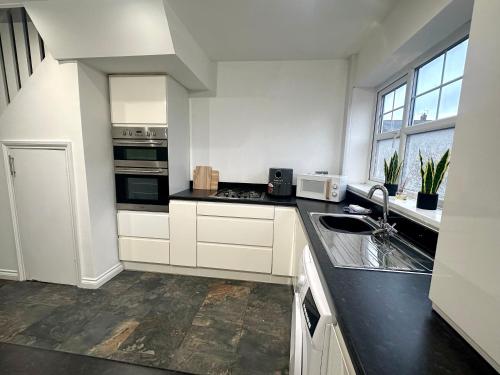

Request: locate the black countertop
(170, 189), (497, 375)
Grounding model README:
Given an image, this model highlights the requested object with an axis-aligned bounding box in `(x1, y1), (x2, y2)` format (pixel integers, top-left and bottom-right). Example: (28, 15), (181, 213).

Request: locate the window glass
(379, 83), (407, 133)
(393, 85), (406, 108)
(381, 113), (393, 133)
(416, 55), (444, 95)
(383, 91), (394, 114)
(402, 128), (454, 195)
(372, 138), (400, 181)
(412, 39), (468, 125)
(438, 80), (462, 119)
(412, 89), (439, 124)
(443, 39), (468, 83)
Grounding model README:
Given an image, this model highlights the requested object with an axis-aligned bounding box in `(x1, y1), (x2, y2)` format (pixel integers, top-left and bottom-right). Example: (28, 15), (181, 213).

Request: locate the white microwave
(296, 174), (347, 202)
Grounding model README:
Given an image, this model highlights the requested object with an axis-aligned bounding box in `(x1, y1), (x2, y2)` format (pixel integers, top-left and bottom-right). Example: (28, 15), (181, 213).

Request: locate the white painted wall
(0, 55), (120, 282)
(429, 0), (500, 369)
(167, 76), (190, 194)
(190, 60), (348, 183)
(77, 62), (120, 278)
(342, 86), (376, 183)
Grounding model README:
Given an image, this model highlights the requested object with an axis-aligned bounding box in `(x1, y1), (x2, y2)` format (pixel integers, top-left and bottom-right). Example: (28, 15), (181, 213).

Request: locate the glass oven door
(113, 139), (168, 168)
(115, 167), (169, 212)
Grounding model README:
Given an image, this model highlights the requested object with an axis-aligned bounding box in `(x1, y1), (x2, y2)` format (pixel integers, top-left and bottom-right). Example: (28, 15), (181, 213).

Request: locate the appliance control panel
(112, 126), (168, 140)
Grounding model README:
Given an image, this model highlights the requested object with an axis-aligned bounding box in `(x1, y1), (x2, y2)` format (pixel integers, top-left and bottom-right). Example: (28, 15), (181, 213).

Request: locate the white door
(7, 146), (78, 285)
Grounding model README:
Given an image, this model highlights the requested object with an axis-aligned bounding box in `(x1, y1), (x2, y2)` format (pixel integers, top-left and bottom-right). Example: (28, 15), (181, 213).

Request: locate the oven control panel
(112, 126), (168, 140)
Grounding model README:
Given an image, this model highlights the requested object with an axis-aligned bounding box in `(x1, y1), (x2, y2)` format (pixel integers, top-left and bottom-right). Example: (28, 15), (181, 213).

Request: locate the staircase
(0, 8), (45, 114)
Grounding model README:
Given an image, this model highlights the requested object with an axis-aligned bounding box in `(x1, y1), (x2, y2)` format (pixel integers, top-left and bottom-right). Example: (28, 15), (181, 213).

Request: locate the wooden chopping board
(193, 166), (213, 190)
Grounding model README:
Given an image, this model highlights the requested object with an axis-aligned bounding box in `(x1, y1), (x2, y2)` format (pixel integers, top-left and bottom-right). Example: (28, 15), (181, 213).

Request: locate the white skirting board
(80, 263), (124, 289)
(0, 269), (19, 280)
(122, 261), (292, 285)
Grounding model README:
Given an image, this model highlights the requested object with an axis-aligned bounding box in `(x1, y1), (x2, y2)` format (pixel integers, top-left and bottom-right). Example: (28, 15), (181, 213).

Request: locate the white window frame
(369, 27), (470, 201)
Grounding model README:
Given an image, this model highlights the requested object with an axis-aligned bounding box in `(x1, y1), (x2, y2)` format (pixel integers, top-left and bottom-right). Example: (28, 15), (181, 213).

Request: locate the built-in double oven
(113, 126), (169, 212)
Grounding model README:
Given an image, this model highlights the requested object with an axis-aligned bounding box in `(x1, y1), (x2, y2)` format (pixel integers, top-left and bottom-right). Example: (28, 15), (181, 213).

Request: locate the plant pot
(384, 183), (398, 196)
(416, 192), (439, 210)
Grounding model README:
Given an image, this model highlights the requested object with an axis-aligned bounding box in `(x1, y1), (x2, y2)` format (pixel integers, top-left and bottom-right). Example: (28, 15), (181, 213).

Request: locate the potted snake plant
(383, 151), (403, 196)
(417, 149), (450, 210)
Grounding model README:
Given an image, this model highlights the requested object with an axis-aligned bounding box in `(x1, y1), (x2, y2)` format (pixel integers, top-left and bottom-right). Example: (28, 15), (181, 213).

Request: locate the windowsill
(347, 183), (441, 231)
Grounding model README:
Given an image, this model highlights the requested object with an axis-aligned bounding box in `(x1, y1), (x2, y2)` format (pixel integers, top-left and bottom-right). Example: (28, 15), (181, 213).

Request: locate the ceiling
(166, 0), (399, 61)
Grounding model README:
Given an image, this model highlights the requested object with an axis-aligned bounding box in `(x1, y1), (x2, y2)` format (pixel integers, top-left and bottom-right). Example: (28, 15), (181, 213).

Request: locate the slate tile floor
(0, 272), (293, 374)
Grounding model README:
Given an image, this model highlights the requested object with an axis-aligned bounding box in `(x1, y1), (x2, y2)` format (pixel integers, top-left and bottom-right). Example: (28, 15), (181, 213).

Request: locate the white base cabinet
(119, 237), (170, 264)
(197, 202), (275, 219)
(273, 207), (297, 276)
(327, 324), (356, 375)
(197, 216), (274, 247)
(197, 242), (272, 274)
(121, 200), (305, 283)
(196, 201), (276, 274)
(118, 211), (169, 239)
(117, 210), (170, 265)
(169, 200), (197, 267)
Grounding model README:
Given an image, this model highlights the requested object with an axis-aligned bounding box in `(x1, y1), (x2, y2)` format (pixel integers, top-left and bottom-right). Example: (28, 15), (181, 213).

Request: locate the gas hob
(211, 188), (265, 200)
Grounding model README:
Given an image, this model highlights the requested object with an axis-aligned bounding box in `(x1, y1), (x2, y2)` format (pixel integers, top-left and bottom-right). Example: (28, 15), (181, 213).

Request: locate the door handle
(8, 155), (15, 177)
(112, 140), (166, 146)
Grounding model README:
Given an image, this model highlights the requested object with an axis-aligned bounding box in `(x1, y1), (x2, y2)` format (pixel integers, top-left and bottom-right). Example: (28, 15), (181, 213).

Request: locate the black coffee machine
(267, 168), (293, 197)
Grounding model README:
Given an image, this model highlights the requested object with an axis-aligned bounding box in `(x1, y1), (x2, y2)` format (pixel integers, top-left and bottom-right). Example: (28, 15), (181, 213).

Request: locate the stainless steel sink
(309, 213), (433, 274)
(318, 214), (377, 234)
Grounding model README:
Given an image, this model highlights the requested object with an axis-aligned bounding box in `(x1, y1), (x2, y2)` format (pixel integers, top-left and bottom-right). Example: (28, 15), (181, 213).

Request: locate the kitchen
(0, 0), (499, 375)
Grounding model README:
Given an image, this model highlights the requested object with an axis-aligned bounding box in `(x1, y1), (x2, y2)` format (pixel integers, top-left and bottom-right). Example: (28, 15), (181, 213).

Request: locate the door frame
(1, 140), (82, 286)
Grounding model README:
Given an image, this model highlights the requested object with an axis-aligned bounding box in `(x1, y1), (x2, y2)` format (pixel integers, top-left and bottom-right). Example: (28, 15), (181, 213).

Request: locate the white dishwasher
(290, 245), (335, 375)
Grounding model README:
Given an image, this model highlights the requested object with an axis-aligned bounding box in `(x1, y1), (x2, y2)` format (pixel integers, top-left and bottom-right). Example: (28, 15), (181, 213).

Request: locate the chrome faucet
(368, 184), (397, 239)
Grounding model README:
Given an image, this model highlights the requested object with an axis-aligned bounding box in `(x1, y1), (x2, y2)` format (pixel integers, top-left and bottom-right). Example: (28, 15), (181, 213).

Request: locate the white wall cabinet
(109, 75), (167, 124)
(118, 211), (169, 239)
(169, 200), (197, 267)
(272, 207), (297, 276)
(119, 237), (169, 264)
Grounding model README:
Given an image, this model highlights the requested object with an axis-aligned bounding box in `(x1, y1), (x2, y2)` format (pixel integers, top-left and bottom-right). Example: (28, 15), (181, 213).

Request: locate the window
(370, 37), (469, 197)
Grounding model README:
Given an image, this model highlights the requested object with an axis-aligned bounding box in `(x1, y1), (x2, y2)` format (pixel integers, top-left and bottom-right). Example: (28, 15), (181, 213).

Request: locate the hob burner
(211, 188), (265, 200)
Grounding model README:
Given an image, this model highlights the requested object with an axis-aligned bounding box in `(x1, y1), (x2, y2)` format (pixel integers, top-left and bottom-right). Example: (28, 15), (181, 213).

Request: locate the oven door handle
(115, 167), (168, 176)
(112, 140), (167, 147)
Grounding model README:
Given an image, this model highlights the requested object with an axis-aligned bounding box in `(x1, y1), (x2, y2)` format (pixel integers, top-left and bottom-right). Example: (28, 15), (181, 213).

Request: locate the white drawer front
(117, 211), (169, 239)
(197, 216), (274, 247)
(197, 242), (272, 274)
(119, 237), (170, 264)
(197, 202), (275, 219)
